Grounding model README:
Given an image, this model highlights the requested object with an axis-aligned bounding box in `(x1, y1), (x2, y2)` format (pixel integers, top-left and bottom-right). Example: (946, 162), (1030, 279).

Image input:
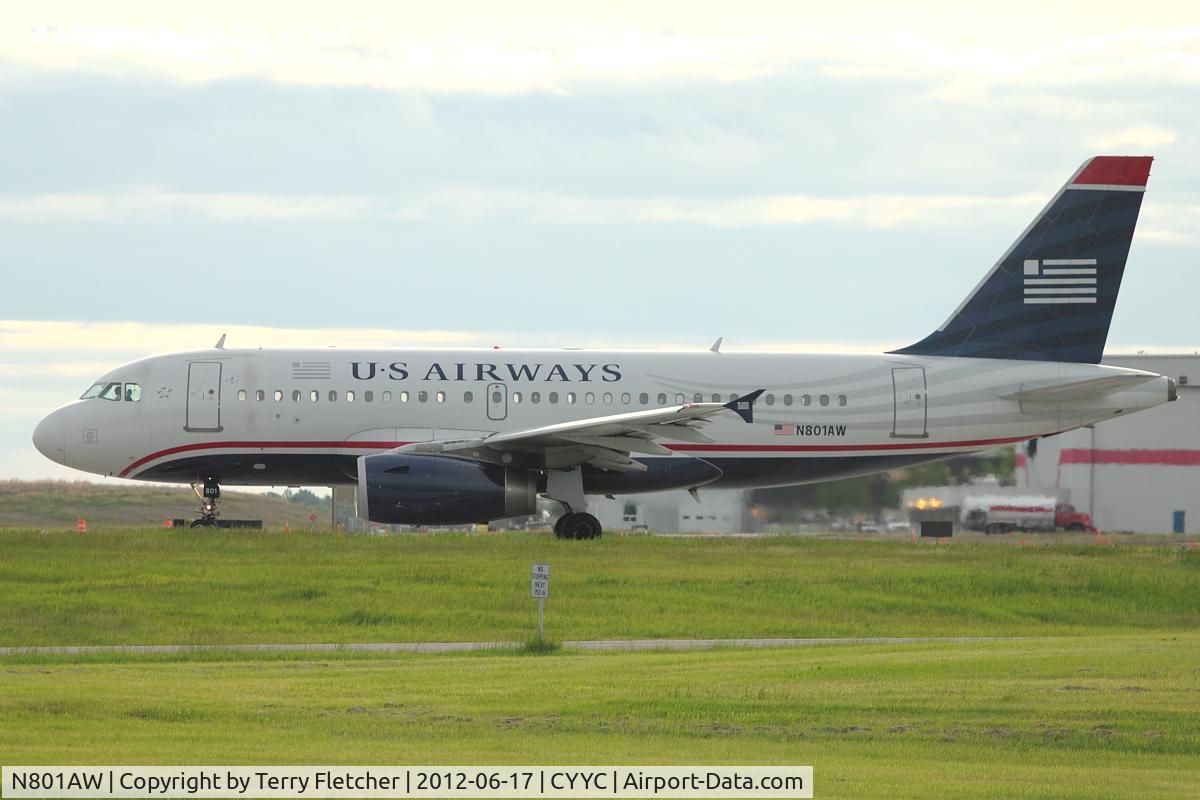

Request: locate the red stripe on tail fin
(1073, 156), (1153, 187)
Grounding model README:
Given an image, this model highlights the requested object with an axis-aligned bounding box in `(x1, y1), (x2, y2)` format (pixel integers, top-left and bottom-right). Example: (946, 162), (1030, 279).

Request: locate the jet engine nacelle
(355, 453), (538, 525)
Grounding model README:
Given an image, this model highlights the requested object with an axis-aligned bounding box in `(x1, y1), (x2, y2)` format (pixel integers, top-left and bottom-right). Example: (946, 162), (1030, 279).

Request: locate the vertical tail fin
(890, 156), (1152, 363)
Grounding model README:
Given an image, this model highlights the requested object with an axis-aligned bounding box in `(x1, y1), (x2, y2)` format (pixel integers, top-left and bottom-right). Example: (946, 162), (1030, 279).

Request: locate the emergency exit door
(891, 367), (927, 438)
(186, 361), (223, 432)
(486, 383), (507, 421)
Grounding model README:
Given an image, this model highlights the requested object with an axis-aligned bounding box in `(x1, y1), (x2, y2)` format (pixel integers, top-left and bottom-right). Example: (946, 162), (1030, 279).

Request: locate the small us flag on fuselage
(1023, 259), (1097, 305)
(774, 424), (796, 435)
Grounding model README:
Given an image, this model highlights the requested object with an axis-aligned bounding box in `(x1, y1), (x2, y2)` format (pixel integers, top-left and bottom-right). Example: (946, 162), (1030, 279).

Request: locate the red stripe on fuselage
(118, 440), (406, 478)
(119, 434), (1034, 478)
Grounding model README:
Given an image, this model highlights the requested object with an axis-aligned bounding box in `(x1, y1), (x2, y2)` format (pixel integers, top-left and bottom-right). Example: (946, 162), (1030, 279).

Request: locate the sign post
(531, 563), (550, 638)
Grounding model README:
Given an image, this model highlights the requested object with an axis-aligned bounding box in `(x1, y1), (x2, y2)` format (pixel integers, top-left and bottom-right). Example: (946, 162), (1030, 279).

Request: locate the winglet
(214, 333), (226, 349)
(710, 337), (723, 353)
(724, 389), (764, 423)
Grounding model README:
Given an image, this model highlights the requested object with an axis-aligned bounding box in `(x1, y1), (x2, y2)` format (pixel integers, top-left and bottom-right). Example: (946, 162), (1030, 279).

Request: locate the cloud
(5, 5), (1199, 93)
(0, 191), (367, 221)
(0, 187), (1043, 228)
(1135, 202), (1200, 242)
(1090, 126), (1178, 150)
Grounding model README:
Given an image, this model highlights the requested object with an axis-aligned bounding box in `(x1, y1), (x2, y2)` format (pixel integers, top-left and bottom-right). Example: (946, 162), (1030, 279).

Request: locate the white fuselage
(33, 347), (1172, 493)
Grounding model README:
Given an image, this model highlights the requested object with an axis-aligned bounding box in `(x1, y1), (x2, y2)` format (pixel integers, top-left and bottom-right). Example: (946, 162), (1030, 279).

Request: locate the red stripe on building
(1072, 156), (1153, 187)
(1058, 448), (1200, 466)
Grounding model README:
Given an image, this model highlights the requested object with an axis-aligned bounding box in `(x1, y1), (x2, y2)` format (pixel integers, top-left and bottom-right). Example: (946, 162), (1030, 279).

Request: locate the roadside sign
(531, 563), (551, 637)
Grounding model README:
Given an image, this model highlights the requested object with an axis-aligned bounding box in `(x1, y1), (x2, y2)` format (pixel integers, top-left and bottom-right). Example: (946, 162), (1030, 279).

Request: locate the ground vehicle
(961, 495), (1095, 534)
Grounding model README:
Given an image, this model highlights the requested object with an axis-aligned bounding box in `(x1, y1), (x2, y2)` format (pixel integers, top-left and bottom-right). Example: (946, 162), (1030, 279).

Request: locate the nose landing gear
(190, 479), (220, 528)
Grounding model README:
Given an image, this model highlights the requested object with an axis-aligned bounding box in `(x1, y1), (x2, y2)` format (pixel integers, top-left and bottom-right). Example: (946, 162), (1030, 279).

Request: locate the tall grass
(1, 529), (1197, 646)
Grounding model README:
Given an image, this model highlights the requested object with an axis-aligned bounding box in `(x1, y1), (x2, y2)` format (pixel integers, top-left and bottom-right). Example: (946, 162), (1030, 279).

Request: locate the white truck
(960, 495), (1095, 534)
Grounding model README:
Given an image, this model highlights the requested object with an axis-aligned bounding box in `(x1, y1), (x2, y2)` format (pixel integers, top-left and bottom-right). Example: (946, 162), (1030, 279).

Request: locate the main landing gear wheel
(554, 512), (603, 540)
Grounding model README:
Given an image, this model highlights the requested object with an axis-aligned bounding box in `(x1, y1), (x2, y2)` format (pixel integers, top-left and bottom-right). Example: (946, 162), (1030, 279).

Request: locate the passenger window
(464, 391), (474, 403)
(346, 391), (355, 403)
(675, 393), (684, 404)
(658, 393), (667, 404)
(639, 393), (649, 405)
(765, 393), (775, 406)
(99, 382), (122, 401)
(838, 394), (847, 406)
(531, 391), (540, 404)
(801, 394), (811, 406)
(784, 394), (793, 406)
(364, 390), (373, 402)
(513, 392), (522, 404)
(436, 391), (445, 403)
(238, 390), (247, 402)
(310, 390), (319, 402)
(418, 391), (428, 403)
(382, 391), (392, 402)
(820, 394), (829, 406)
(549, 392), (559, 404)
(399, 391), (408, 403)
(329, 390), (337, 402)
(567, 392), (576, 404)
(621, 392), (631, 404)
(124, 383), (142, 402)
(693, 393), (703, 403)
(711, 394), (721, 403)
(256, 390), (265, 402)
(585, 392), (595, 404)
(603, 392), (613, 404)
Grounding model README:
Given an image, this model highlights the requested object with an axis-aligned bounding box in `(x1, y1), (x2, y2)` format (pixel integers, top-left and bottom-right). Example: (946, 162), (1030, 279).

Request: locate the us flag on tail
(1023, 259), (1098, 305)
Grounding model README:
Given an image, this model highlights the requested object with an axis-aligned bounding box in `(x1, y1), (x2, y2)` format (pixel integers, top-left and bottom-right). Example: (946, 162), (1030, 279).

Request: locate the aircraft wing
(394, 390), (764, 472)
(999, 374), (1157, 403)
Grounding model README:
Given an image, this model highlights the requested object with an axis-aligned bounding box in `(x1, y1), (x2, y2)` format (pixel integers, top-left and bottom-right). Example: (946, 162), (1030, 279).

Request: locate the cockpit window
(81, 381), (140, 401)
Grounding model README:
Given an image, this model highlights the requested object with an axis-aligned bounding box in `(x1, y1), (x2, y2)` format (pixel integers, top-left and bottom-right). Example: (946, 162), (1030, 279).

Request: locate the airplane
(33, 155), (1176, 538)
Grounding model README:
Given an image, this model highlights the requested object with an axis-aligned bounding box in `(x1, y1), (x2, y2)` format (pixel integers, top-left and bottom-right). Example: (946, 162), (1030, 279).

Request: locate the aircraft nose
(32, 409), (66, 465)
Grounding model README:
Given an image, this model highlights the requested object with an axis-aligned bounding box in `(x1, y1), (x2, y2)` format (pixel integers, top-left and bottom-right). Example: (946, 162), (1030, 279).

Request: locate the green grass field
(1, 529), (1198, 645)
(0, 480), (327, 528)
(1, 530), (1198, 798)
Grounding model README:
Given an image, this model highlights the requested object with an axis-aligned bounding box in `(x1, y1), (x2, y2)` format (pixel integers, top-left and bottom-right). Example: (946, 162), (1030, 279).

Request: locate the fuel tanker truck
(960, 495), (1096, 535)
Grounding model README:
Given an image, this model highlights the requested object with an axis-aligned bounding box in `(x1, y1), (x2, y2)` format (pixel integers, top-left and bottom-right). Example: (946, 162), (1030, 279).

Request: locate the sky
(2, 1), (1199, 482)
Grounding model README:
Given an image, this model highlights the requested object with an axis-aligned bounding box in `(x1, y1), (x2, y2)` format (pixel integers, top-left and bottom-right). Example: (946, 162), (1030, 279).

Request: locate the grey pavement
(0, 636), (1025, 656)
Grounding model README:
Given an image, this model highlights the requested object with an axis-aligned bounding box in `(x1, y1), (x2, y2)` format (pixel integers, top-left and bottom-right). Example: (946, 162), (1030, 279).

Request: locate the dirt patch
(817, 725), (869, 735)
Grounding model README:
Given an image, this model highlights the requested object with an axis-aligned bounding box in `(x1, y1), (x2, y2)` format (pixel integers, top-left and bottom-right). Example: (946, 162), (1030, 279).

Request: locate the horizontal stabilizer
(999, 374), (1156, 403)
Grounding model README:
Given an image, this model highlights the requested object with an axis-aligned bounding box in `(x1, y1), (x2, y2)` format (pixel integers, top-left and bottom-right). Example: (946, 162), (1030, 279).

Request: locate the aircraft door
(186, 361), (223, 432)
(891, 367), (927, 438)
(486, 383), (507, 421)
